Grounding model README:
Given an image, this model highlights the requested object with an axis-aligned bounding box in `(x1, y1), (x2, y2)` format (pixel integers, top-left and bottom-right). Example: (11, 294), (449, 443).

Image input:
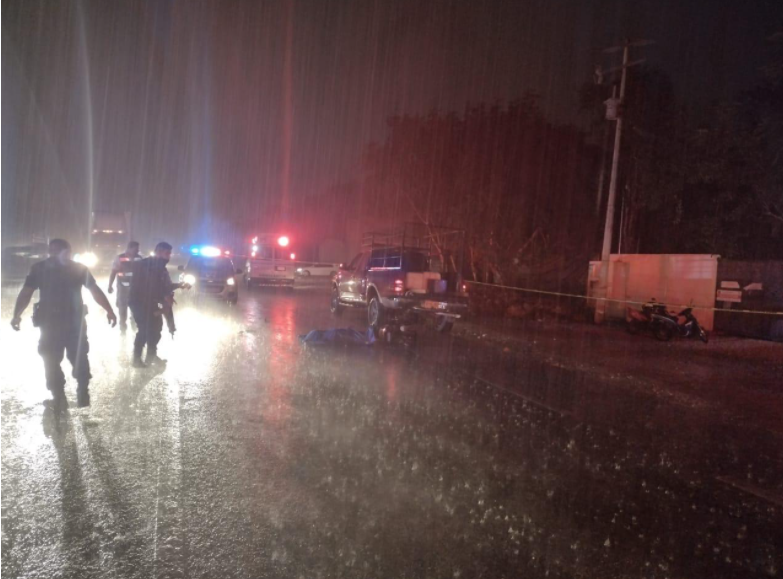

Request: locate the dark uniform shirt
(24, 258), (97, 326)
(129, 257), (176, 309)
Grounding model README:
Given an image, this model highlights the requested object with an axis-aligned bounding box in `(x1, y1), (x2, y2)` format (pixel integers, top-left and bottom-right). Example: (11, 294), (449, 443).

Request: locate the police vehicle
(178, 246), (242, 304)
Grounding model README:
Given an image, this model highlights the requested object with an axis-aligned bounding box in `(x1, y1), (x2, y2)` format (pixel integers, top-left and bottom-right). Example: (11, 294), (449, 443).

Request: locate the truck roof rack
(361, 222), (465, 263)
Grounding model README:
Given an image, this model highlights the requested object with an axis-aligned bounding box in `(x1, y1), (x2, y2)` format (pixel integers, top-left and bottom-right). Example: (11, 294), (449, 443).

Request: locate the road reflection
(262, 294), (296, 427)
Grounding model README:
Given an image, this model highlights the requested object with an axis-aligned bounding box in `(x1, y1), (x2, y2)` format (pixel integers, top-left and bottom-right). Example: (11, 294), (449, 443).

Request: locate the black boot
(132, 357), (147, 369)
(49, 390), (68, 414)
(77, 388), (91, 408)
(145, 354), (166, 366)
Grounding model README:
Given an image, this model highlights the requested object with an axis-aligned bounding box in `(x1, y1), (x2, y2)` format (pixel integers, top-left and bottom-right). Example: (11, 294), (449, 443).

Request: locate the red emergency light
(290, 253), (296, 260)
(277, 236), (290, 247)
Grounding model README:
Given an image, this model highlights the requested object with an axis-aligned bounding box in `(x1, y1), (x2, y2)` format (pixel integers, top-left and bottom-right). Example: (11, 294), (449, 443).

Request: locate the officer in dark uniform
(129, 241), (189, 368)
(108, 240), (143, 334)
(10, 238), (117, 410)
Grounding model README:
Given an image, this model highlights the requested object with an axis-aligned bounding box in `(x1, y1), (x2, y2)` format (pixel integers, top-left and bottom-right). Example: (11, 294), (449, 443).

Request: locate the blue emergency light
(190, 245), (226, 257)
(200, 246), (221, 257)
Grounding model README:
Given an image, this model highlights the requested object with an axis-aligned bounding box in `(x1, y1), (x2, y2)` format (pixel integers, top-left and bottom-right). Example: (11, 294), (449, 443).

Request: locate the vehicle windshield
(188, 256), (234, 275)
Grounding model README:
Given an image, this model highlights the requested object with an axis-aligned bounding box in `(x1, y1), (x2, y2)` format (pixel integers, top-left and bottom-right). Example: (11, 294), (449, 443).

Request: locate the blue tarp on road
(299, 327), (376, 346)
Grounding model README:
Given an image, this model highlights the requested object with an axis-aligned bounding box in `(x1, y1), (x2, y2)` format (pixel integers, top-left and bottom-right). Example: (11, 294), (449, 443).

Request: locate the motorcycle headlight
(226, 277), (235, 286)
(183, 274), (196, 285)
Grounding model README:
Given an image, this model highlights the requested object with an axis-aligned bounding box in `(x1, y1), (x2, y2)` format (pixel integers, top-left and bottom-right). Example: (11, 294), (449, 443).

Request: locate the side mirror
(177, 265), (184, 271)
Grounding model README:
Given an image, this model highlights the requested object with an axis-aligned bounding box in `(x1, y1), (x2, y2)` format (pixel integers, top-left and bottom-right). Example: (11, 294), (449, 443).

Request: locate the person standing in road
(128, 241), (189, 368)
(10, 238), (117, 410)
(108, 240), (143, 334)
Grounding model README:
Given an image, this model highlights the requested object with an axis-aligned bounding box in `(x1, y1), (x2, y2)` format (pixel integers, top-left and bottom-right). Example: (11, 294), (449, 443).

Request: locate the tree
(362, 98), (599, 288)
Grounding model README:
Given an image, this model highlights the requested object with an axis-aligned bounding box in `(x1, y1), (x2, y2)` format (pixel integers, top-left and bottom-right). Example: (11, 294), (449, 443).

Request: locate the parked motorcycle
(626, 301), (672, 341)
(651, 307), (709, 343)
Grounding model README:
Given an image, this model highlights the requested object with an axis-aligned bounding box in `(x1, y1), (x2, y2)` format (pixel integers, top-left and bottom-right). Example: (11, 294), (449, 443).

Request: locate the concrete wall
(589, 254), (719, 330)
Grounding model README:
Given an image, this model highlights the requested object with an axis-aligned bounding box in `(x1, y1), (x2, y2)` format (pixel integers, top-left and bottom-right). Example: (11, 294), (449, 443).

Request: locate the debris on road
(299, 327), (376, 347)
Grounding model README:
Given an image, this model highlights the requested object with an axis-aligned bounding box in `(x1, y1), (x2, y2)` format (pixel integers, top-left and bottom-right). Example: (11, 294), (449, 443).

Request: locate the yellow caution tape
(465, 280), (783, 317)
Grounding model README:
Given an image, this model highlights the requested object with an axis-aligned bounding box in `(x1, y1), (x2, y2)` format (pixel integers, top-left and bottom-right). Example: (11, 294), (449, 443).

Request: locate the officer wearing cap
(10, 238), (117, 410)
(108, 240), (143, 334)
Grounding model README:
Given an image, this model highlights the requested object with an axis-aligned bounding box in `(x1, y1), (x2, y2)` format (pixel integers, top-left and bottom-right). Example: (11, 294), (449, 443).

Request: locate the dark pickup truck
(330, 227), (468, 333)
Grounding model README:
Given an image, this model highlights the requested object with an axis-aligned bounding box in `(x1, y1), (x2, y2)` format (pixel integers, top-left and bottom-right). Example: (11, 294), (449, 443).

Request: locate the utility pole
(594, 38), (652, 322)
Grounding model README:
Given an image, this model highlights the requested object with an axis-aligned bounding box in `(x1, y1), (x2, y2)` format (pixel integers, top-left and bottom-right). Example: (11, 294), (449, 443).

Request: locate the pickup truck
(330, 246), (468, 333)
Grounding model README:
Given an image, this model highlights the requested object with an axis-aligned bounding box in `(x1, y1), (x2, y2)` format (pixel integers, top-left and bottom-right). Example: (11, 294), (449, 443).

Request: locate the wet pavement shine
(2, 280), (782, 578)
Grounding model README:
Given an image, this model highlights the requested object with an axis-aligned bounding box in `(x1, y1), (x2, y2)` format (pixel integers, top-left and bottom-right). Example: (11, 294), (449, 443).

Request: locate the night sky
(2, 0), (780, 248)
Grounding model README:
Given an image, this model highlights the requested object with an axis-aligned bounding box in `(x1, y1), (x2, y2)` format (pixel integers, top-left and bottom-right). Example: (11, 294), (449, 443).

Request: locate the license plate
(423, 300), (447, 310)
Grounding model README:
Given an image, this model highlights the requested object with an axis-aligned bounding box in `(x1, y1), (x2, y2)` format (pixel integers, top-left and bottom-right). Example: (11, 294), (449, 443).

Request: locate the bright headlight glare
(183, 274), (196, 285)
(226, 277), (235, 286)
(74, 252), (98, 268)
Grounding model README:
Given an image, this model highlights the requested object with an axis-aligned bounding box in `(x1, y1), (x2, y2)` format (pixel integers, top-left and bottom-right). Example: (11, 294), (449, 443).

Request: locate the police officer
(108, 241), (143, 334)
(10, 238), (117, 410)
(129, 241), (188, 368)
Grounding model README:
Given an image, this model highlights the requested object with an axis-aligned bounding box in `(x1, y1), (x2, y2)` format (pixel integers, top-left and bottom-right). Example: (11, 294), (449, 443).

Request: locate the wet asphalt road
(1, 279), (782, 578)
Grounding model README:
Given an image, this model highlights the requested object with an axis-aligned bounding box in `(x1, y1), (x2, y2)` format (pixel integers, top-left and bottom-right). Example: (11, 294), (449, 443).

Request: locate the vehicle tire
(699, 328), (709, 343)
(654, 324), (673, 342)
(228, 295), (238, 305)
(330, 287), (343, 316)
(626, 320), (641, 335)
(436, 316), (454, 333)
(367, 295), (386, 331)
(301, 270), (311, 277)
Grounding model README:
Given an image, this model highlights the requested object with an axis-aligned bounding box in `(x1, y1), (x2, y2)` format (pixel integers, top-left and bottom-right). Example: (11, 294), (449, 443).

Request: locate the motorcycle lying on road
(627, 302), (709, 343)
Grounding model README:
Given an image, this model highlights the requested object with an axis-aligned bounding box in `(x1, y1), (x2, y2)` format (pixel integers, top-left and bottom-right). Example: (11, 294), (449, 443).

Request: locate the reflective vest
(117, 253), (143, 288)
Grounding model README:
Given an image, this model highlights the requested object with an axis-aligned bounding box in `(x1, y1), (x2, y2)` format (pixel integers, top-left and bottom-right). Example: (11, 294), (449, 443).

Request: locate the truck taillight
(394, 279), (404, 292)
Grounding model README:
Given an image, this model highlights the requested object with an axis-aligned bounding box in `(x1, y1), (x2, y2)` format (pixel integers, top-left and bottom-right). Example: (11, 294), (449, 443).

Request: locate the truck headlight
(74, 252), (98, 268)
(183, 274), (196, 285)
(226, 277), (235, 286)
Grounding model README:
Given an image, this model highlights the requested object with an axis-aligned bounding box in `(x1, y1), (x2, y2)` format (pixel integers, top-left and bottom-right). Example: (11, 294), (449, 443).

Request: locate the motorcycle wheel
(699, 328), (709, 344)
(654, 324), (673, 342)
